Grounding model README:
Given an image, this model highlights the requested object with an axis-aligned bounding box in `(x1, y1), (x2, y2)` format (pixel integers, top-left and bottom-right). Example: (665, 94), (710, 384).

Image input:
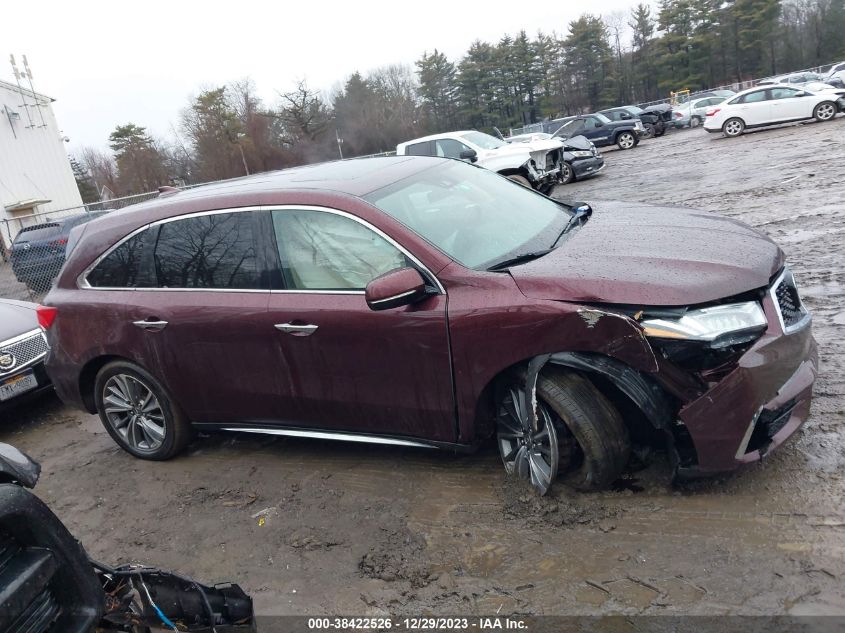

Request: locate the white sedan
(704, 84), (845, 137)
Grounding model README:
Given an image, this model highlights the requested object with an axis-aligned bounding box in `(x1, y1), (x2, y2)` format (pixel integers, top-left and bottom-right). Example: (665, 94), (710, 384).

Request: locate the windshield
(459, 131), (506, 150)
(365, 161), (568, 269)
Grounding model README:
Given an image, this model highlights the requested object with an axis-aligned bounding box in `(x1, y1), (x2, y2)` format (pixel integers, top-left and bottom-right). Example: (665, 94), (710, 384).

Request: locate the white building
(0, 78), (83, 250)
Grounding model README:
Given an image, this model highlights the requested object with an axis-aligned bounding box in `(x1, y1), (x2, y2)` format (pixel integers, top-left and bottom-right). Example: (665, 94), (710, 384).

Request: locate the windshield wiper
(551, 203), (592, 249)
(486, 249), (553, 271)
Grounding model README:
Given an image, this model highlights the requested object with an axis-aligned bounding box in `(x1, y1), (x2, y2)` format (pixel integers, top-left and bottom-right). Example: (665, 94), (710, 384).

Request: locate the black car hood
(509, 201), (784, 306)
(555, 121), (631, 140)
(561, 135), (592, 151)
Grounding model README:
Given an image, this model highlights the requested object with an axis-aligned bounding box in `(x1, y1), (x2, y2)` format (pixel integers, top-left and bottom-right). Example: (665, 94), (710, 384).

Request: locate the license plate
(0, 370), (38, 402)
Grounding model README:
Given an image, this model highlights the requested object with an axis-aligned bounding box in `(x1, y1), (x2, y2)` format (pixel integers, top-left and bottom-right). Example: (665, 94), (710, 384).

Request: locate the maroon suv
(42, 157), (817, 494)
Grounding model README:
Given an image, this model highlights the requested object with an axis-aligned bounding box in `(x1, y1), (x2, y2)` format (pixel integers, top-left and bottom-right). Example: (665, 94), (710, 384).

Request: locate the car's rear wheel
(559, 162), (574, 185)
(506, 174), (532, 188)
(690, 116), (701, 128)
(723, 117), (745, 137)
(496, 368), (630, 492)
(94, 360), (192, 460)
(813, 101), (837, 122)
(617, 131), (636, 150)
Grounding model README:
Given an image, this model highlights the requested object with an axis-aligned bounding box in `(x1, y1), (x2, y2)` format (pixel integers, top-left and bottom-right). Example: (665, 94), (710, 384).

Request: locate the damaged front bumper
(673, 292), (818, 477)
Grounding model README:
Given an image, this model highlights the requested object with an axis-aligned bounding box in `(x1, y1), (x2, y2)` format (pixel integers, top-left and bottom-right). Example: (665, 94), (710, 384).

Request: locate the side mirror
(365, 267), (429, 311)
(459, 149), (478, 162)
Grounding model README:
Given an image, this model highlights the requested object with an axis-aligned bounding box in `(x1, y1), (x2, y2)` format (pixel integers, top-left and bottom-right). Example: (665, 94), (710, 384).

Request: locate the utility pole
(335, 128), (344, 159)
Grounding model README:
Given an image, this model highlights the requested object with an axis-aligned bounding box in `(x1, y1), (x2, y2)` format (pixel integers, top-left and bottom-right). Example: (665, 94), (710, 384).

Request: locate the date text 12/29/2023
(307, 617), (527, 631)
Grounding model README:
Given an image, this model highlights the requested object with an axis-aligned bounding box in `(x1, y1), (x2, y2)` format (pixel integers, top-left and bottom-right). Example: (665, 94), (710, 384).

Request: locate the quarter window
(153, 212), (262, 289)
(87, 232), (151, 288)
(271, 210), (407, 291)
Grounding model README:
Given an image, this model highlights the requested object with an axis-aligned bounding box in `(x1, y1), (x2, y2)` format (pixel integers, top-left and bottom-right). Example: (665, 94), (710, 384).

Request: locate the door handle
(274, 323), (318, 337)
(132, 320), (168, 331)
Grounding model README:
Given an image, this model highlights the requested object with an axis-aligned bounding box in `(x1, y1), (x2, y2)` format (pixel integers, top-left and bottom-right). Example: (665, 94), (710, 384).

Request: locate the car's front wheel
(813, 101), (837, 122)
(559, 162), (574, 185)
(616, 131), (637, 150)
(641, 123), (655, 139)
(496, 368), (630, 492)
(690, 116), (701, 128)
(94, 360), (192, 460)
(722, 117), (745, 137)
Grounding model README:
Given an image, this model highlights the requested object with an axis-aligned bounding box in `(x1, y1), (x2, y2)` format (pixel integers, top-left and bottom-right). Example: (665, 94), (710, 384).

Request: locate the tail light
(48, 238), (68, 248)
(674, 111), (683, 119)
(706, 108), (721, 117)
(36, 305), (58, 330)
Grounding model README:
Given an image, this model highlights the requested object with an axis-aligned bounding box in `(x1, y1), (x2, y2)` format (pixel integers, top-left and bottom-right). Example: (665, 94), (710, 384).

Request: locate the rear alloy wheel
(506, 174), (532, 188)
(689, 116), (701, 128)
(723, 117), (745, 137)
(559, 162), (574, 185)
(617, 131), (636, 150)
(813, 101), (837, 122)
(95, 360), (192, 460)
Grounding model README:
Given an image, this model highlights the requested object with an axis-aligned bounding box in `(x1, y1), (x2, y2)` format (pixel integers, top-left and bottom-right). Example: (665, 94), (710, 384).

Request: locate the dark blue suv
(10, 212), (105, 293)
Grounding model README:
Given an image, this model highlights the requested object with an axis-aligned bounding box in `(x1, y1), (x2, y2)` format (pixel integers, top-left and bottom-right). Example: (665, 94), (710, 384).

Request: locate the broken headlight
(640, 302), (767, 349)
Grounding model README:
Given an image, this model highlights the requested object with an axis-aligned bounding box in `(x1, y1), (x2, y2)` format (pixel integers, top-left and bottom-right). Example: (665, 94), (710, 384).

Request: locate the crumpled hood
(0, 299), (39, 342)
(488, 138), (565, 160)
(510, 201), (784, 306)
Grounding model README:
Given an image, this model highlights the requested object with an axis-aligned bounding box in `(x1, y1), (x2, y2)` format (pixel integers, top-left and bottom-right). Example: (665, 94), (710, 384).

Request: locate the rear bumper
(676, 294), (817, 476)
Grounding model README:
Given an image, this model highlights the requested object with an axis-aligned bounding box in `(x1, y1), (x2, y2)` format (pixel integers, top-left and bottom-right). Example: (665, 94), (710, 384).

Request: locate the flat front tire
(94, 360), (192, 460)
(536, 368), (630, 490)
(814, 101), (837, 122)
(723, 118), (745, 137)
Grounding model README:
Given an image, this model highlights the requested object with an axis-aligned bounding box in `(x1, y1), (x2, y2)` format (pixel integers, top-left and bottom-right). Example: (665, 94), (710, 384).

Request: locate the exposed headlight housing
(641, 302), (767, 348)
(571, 150), (592, 158)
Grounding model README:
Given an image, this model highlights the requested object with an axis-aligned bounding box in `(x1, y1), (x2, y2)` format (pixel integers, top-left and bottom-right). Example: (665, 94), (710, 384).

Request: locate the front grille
(770, 268), (809, 333)
(0, 331), (48, 378)
(0, 530), (61, 633)
(6, 588), (60, 633)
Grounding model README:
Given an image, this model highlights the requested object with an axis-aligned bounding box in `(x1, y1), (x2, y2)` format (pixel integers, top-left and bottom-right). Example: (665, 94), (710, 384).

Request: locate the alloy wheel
(816, 103), (836, 121)
(618, 133), (635, 149)
(497, 387), (559, 495)
(724, 119), (744, 136)
(102, 374), (166, 453)
(560, 162), (573, 184)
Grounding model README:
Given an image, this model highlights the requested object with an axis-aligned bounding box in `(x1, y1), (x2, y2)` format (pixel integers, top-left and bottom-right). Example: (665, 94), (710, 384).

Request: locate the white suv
(396, 130), (567, 192)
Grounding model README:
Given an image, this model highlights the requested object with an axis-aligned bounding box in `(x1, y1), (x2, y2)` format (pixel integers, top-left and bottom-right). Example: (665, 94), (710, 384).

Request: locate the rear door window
(738, 90), (768, 104)
(152, 211), (263, 289)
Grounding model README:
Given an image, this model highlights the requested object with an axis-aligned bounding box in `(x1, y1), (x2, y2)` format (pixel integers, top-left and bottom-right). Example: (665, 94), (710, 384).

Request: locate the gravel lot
(2, 119), (844, 617)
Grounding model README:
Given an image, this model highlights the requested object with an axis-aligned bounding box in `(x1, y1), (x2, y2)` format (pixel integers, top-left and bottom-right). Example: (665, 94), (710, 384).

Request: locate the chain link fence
(0, 190), (168, 303)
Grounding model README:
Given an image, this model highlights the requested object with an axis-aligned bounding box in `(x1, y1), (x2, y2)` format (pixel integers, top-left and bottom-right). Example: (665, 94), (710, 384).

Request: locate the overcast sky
(2, 0), (641, 153)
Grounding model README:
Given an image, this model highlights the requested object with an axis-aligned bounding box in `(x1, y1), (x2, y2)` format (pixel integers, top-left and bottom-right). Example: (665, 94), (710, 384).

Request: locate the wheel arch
(473, 350), (676, 445)
(78, 354), (158, 414)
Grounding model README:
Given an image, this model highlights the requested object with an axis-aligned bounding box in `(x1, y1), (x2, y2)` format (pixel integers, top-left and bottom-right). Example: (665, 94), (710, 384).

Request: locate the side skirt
(192, 423), (479, 454)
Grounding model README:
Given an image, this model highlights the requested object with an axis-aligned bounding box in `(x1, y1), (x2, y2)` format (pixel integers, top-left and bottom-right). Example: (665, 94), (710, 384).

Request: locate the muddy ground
(2, 118), (844, 618)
